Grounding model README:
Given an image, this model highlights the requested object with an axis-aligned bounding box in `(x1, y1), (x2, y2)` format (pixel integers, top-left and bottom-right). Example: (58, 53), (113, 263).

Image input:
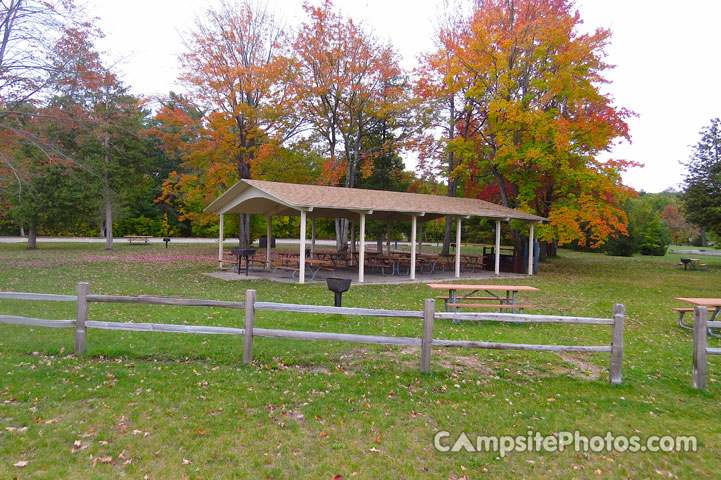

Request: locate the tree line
(1, 0), (696, 256)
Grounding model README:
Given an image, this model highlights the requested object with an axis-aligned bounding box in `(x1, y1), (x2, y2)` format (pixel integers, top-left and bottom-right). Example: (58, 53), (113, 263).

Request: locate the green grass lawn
(0, 242), (719, 478)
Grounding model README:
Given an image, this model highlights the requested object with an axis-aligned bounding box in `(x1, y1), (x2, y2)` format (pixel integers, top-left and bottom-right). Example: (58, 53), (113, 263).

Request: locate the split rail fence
(692, 306), (721, 389)
(0, 283), (625, 383)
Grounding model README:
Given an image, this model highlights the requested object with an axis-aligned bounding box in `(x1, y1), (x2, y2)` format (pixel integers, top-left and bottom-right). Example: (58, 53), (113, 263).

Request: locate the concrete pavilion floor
(204, 265), (527, 285)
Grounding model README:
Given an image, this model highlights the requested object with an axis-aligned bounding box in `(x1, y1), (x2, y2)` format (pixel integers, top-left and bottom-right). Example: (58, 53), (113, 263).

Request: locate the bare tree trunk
(104, 183), (113, 250)
(335, 218), (348, 253)
(441, 95), (457, 256)
(99, 219), (105, 238)
(550, 239), (558, 257)
(350, 221), (356, 254)
(103, 132), (113, 251)
(27, 224), (37, 249)
(442, 216), (453, 255)
(238, 214), (251, 249)
(376, 232), (383, 253)
(538, 241), (548, 261)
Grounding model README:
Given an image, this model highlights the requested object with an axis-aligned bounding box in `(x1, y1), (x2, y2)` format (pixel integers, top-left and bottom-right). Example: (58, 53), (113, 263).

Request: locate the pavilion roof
(205, 179), (547, 223)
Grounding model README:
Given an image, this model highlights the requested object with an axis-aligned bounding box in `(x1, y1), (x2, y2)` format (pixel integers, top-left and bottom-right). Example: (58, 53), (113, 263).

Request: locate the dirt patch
(553, 353), (604, 381)
(262, 347), (604, 382)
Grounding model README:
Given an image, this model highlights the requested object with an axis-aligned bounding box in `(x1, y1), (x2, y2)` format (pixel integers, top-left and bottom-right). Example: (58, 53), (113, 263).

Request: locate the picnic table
(427, 283), (540, 314)
(674, 297), (721, 337)
(678, 258), (706, 270)
(125, 235), (152, 244)
(314, 251), (348, 268)
(418, 254), (443, 273)
(273, 256), (334, 281)
(460, 254), (484, 272)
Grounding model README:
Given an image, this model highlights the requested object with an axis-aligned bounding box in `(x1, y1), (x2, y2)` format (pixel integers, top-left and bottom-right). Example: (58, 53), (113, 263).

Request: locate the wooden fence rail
(0, 283), (625, 383)
(692, 306), (721, 389)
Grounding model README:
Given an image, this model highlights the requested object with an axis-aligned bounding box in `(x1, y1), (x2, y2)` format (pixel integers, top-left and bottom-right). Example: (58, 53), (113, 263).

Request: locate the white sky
(83, 0), (721, 194)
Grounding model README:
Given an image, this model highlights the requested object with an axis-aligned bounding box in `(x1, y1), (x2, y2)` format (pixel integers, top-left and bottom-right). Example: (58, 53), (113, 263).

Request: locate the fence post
(75, 282), (89, 355)
(609, 303), (624, 385)
(421, 299), (435, 374)
(243, 289), (256, 365)
(692, 306), (708, 389)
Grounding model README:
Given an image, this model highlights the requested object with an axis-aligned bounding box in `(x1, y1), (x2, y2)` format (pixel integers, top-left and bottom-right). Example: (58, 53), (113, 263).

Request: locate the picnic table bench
(446, 303), (535, 311)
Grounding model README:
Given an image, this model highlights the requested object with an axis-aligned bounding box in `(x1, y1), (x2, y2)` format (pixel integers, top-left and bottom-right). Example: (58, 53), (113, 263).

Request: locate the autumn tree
(414, 3), (483, 255)
(0, 0), (83, 107)
(681, 118), (721, 241)
(1, 6), (149, 249)
(44, 26), (151, 250)
(660, 203), (696, 246)
(418, 0), (636, 253)
(0, 0), (85, 239)
(172, 0), (301, 249)
(294, 0), (416, 251)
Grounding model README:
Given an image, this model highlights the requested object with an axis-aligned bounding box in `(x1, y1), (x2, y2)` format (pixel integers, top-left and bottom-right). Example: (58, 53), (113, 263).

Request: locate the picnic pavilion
(205, 179), (548, 284)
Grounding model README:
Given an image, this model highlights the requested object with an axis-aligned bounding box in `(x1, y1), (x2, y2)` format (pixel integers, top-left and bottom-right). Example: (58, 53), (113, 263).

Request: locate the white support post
(528, 222), (535, 275)
(311, 218), (316, 259)
(299, 210), (307, 284)
(455, 218), (462, 278)
(359, 213), (366, 283)
(218, 214), (224, 269)
(494, 219), (501, 275)
(410, 215), (417, 280)
(266, 216), (272, 270)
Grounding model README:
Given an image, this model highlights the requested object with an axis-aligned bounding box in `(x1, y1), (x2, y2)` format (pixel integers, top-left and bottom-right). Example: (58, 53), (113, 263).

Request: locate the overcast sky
(83, 0), (721, 194)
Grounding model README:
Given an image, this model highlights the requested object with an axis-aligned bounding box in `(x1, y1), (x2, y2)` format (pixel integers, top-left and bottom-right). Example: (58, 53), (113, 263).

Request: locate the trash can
(258, 237), (276, 248)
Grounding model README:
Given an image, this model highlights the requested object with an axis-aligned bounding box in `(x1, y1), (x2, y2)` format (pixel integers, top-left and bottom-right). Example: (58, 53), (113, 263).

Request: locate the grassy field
(0, 242), (719, 479)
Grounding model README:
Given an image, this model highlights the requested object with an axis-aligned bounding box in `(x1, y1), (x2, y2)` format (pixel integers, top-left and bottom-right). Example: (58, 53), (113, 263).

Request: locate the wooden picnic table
(674, 297), (721, 337)
(125, 235), (152, 244)
(379, 254), (414, 276)
(314, 251), (348, 268)
(273, 256), (334, 281)
(427, 283), (540, 315)
(678, 258), (705, 270)
(460, 254), (484, 272)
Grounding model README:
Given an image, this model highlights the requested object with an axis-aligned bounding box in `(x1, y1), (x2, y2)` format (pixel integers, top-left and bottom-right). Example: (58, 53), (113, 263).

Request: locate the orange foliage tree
(293, 0), (417, 250)
(156, 0), (302, 247)
(418, 0), (637, 251)
(414, 6), (484, 254)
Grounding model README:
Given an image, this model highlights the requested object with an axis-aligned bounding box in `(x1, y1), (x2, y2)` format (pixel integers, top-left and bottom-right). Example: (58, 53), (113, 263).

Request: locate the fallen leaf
(72, 440), (87, 453)
(13, 460), (29, 467)
(183, 458), (193, 465)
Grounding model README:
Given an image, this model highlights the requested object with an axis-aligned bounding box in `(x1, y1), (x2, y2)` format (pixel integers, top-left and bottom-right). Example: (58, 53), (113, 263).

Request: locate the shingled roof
(205, 179), (547, 223)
